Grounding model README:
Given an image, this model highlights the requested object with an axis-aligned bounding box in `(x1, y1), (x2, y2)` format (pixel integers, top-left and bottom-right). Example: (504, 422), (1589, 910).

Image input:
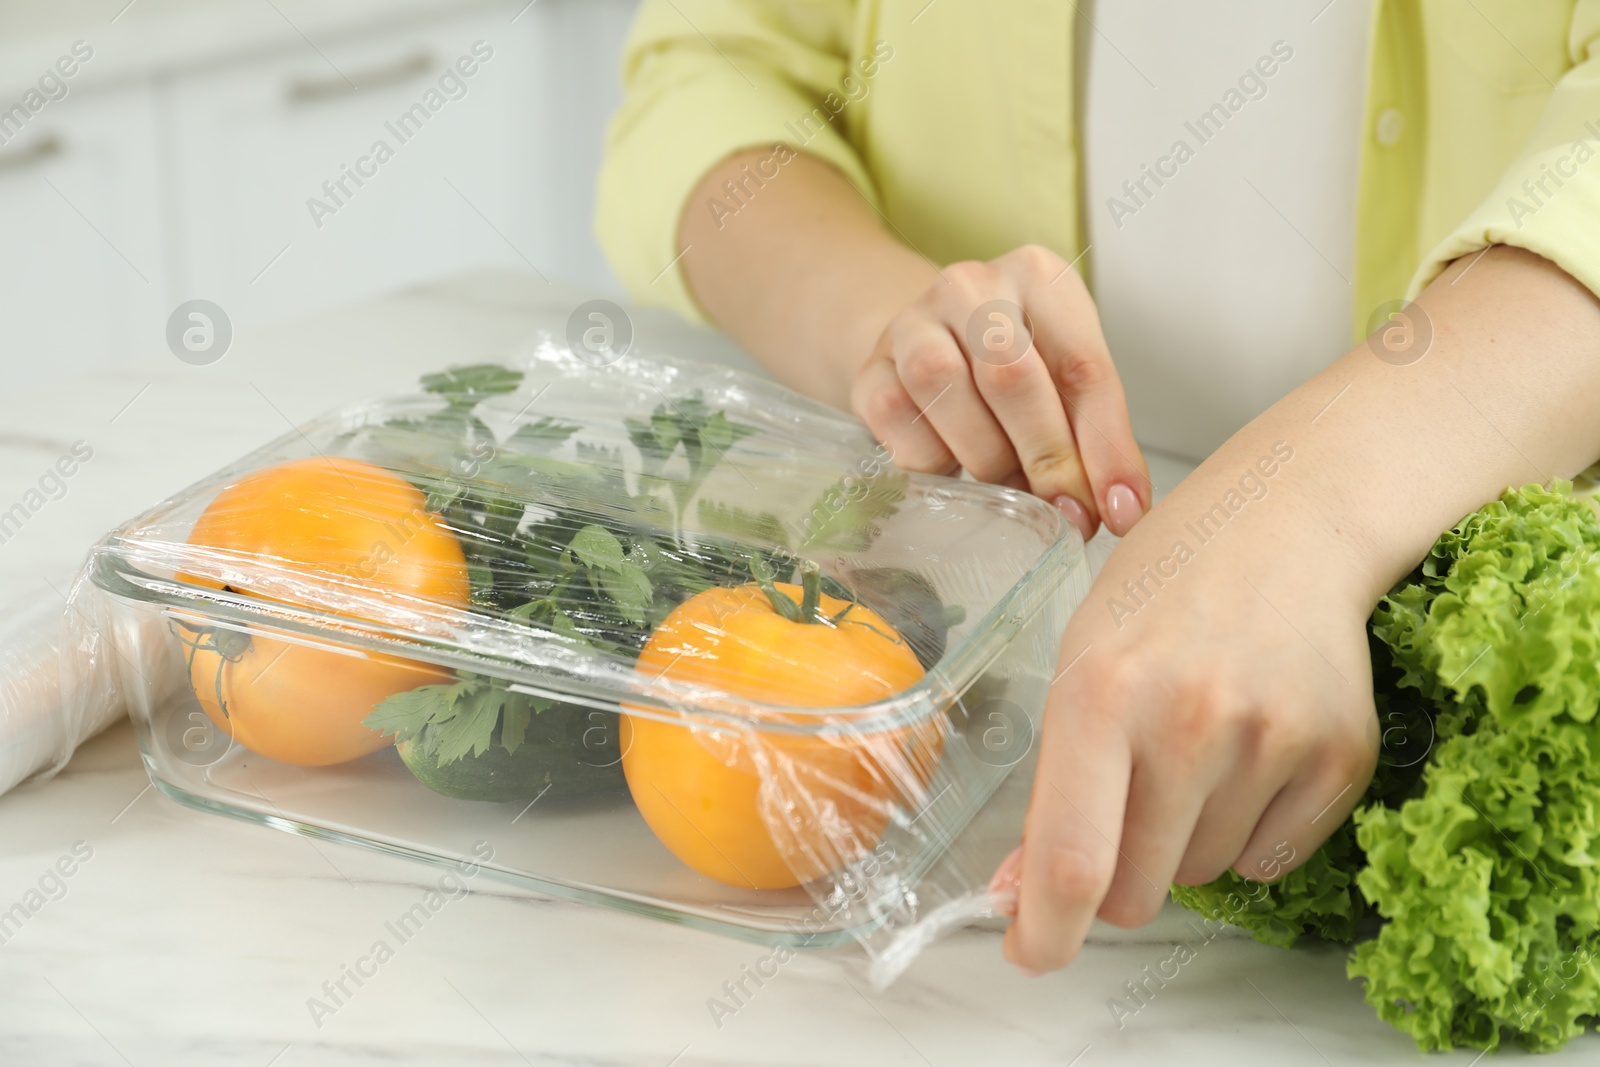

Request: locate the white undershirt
(1081, 0), (1372, 462)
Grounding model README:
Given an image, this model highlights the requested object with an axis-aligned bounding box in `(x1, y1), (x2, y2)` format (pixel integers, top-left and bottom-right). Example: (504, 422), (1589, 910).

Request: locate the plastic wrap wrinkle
(867, 889), (1012, 990)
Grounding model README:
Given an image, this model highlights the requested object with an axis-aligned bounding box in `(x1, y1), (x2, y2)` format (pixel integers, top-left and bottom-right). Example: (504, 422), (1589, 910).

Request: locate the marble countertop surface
(0, 271), (1500, 1065)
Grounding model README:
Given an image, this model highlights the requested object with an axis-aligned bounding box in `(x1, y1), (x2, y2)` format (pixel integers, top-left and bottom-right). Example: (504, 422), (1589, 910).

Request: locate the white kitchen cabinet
(160, 1), (556, 336)
(0, 82), (167, 394)
(0, 0), (641, 394)
(535, 0), (639, 294)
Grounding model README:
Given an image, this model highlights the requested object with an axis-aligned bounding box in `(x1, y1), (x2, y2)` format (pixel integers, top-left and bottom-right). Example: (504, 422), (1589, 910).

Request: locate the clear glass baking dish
(77, 343), (1089, 954)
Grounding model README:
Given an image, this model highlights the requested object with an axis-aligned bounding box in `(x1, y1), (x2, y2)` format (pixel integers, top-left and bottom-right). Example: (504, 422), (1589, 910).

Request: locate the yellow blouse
(596, 0), (1600, 346)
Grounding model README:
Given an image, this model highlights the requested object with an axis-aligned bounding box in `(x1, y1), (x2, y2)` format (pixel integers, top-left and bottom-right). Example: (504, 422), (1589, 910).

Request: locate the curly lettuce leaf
(1170, 820), (1366, 948)
(1350, 483), (1600, 1052)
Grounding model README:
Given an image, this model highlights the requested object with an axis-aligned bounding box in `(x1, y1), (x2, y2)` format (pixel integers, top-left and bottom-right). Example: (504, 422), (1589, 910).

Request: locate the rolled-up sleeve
(1410, 3), (1600, 299)
(595, 0), (878, 321)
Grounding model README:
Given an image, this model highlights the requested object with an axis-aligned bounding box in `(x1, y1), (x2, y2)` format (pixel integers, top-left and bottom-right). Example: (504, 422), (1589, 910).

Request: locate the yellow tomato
(181, 628), (451, 767)
(178, 457), (468, 766)
(621, 575), (942, 889)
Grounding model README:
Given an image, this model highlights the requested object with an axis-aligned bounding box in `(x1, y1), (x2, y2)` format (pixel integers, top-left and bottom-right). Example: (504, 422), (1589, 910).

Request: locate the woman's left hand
(996, 436), (1382, 972)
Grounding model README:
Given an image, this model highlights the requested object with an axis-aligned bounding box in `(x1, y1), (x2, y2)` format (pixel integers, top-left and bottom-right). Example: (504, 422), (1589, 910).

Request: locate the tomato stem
(755, 575), (803, 622)
(797, 560), (823, 622)
(169, 620), (245, 720)
(749, 557), (832, 624)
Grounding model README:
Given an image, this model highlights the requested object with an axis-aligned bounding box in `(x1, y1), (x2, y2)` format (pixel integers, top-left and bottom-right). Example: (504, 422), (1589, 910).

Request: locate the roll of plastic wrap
(0, 579), (126, 798)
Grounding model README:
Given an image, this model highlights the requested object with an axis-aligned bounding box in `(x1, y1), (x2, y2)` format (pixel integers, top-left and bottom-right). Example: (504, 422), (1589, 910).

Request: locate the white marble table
(0, 271), (1498, 1065)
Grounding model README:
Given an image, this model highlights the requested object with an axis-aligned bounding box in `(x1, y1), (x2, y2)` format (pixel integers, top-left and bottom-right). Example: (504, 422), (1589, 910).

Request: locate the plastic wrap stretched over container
(76, 340), (1090, 981)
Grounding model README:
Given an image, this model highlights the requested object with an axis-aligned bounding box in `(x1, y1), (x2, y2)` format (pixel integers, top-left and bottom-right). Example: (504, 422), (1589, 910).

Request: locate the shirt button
(1375, 107), (1404, 146)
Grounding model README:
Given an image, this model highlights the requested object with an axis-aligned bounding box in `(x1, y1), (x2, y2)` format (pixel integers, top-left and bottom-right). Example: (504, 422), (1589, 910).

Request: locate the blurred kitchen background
(0, 0), (640, 395)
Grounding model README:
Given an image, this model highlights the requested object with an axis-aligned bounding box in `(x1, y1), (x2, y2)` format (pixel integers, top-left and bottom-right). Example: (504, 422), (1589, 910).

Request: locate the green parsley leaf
(500, 694), (535, 755)
(599, 562), (653, 625)
(431, 685), (507, 764)
(692, 411), (756, 471)
(797, 471), (909, 552)
(364, 683), (458, 745)
(569, 525), (626, 572)
(420, 364), (524, 407)
(624, 412), (680, 470)
(696, 499), (790, 548)
(507, 417), (581, 453)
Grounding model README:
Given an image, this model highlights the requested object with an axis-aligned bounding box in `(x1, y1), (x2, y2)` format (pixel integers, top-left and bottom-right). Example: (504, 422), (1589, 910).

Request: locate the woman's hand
(680, 151), (1149, 535)
(850, 245), (1150, 539)
(997, 438), (1381, 971)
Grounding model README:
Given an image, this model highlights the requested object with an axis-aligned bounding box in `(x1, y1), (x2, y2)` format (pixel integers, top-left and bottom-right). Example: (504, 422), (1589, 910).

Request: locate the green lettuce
(1172, 483), (1600, 1053)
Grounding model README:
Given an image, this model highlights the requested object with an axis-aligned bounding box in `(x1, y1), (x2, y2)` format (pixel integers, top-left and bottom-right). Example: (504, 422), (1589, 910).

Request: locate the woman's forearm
(678, 148), (937, 408)
(1165, 245), (1600, 605)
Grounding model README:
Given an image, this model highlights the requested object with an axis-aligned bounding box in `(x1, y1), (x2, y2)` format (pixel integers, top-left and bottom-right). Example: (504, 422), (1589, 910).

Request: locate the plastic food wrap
(0, 578), (127, 797)
(72, 341), (1090, 980)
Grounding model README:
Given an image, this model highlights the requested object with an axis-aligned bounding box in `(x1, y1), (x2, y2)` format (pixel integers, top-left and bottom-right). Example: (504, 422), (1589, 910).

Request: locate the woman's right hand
(850, 245), (1151, 539)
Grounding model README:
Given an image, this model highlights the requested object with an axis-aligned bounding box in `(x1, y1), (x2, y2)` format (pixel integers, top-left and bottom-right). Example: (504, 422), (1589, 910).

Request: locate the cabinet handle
(0, 134), (62, 173)
(286, 51), (435, 104)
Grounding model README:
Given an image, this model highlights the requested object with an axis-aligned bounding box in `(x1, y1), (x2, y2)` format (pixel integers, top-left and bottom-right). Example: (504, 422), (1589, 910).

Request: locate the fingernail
(1052, 495), (1095, 541)
(1103, 483), (1144, 536)
(1015, 964), (1044, 979)
(988, 846), (1024, 894)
